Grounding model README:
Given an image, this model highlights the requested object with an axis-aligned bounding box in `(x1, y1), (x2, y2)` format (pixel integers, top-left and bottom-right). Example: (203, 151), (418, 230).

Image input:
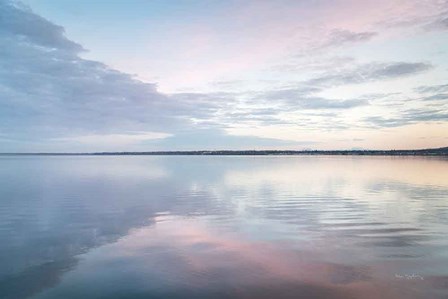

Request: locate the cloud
(378, 0), (448, 32)
(0, 1), (266, 150)
(0, 1), (83, 52)
(305, 62), (432, 88)
(415, 83), (448, 94)
(272, 56), (356, 73)
(1, 1), (322, 151)
(365, 109), (448, 128)
(291, 29), (378, 57)
(428, 16), (448, 30)
(422, 93), (448, 101)
(248, 61), (432, 112)
(323, 29), (377, 48)
(0, 0), (446, 151)
(258, 89), (368, 110)
(54, 132), (172, 150)
(147, 128), (307, 150)
(419, 10), (448, 31)
(219, 109), (291, 126)
(413, 84), (448, 102)
(0, 0), (171, 136)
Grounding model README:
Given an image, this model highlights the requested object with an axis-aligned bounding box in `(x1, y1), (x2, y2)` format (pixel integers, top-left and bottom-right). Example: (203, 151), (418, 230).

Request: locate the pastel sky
(1, 0), (448, 152)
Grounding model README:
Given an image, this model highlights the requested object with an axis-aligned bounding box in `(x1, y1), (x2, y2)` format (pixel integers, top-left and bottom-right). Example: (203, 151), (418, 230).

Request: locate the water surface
(0, 156), (447, 299)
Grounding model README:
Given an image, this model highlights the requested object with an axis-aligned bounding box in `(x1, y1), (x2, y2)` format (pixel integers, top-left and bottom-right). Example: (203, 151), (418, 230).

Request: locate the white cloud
(54, 132), (172, 147)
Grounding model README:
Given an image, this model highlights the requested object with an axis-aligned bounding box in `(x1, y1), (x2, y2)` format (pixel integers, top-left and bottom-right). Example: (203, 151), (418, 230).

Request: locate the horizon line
(1, 146), (447, 156)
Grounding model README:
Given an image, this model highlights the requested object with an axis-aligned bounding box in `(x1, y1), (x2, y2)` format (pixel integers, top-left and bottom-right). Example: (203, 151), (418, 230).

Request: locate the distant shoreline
(1, 147), (448, 156)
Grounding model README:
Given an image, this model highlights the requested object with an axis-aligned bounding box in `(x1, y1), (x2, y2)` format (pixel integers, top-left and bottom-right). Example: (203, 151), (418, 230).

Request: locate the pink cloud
(147, 0), (446, 91)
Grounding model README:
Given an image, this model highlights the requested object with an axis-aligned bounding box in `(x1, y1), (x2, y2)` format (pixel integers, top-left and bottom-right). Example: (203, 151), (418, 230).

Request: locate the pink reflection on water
(105, 215), (444, 299)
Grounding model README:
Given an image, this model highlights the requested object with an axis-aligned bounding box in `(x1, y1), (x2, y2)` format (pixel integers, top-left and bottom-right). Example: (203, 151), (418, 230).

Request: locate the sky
(1, 0), (448, 152)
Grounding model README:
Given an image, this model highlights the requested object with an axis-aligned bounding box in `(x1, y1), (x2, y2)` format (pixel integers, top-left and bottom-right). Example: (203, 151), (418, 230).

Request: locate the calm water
(0, 156), (448, 299)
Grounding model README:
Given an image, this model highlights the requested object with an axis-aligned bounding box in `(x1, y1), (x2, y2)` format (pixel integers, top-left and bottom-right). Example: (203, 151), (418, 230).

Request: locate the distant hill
(2, 147), (448, 156)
